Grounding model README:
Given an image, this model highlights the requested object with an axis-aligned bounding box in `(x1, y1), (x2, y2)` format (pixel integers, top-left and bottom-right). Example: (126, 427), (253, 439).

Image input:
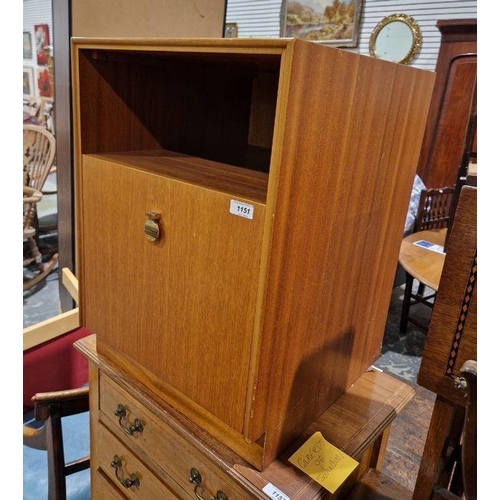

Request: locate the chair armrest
(23, 424), (48, 451)
(32, 386), (89, 421)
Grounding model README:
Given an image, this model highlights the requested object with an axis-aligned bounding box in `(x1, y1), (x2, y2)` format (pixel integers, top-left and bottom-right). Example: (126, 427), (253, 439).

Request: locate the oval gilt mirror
(369, 13), (422, 65)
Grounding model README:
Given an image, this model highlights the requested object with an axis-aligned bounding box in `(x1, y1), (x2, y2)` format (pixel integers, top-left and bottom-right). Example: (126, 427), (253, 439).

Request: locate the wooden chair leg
(412, 397), (456, 500)
(400, 273), (414, 334)
(460, 360), (477, 500)
(369, 426), (391, 471)
(416, 282), (426, 297)
(45, 412), (67, 500)
(23, 252), (59, 291)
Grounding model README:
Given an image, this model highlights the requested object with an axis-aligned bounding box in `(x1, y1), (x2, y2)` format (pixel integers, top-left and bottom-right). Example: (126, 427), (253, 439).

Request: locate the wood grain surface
(81, 155), (265, 434)
(398, 228), (446, 291)
(72, 38), (435, 469)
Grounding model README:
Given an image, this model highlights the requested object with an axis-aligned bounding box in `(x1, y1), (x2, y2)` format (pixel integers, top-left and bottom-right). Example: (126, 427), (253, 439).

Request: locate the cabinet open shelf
(77, 45), (280, 177)
(85, 151), (269, 204)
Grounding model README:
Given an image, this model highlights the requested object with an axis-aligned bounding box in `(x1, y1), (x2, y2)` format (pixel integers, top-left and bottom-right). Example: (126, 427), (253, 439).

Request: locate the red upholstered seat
(23, 327), (91, 413)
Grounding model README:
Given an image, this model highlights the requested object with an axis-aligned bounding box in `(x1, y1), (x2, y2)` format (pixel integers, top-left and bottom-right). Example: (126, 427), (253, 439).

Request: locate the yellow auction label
(288, 431), (359, 494)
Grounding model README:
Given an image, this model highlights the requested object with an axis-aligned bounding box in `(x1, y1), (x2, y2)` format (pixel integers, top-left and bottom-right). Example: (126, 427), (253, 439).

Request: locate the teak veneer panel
(72, 38), (435, 469)
(246, 40), (435, 462)
(94, 150), (269, 203)
(81, 154), (266, 434)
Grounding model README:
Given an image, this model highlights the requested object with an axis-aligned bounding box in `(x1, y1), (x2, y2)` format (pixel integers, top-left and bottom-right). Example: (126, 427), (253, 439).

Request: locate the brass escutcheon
(144, 211), (161, 242)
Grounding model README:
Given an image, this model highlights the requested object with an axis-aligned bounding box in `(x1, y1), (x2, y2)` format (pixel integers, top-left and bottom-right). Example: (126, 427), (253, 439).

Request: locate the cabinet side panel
(81, 156), (265, 433)
(77, 51), (163, 154)
(252, 41), (435, 463)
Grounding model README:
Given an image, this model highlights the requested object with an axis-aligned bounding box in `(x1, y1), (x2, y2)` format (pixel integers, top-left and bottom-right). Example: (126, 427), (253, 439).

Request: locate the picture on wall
(225, 23), (238, 38)
(281, 0), (364, 47)
(34, 24), (50, 65)
(37, 68), (53, 98)
(23, 67), (35, 98)
(23, 31), (33, 59)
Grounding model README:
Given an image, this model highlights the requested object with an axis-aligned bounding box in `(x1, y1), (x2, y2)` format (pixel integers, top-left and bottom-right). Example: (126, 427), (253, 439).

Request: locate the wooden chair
(23, 97), (43, 125)
(23, 387), (90, 500)
(23, 124), (59, 291)
(23, 97), (54, 130)
(399, 186), (455, 333)
(413, 185), (477, 500)
(24, 124), (56, 188)
(457, 360), (477, 500)
(429, 359), (477, 500)
(23, 268), (89, 499)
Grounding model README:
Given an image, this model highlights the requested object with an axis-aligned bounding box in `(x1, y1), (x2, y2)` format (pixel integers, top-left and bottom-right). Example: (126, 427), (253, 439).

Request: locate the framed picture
(37, 67), (53, 98)
(34, 24), (50, 65)
(23, 67), (35, 98)
(225, 22), (238, 38)
(281, 0), (364, 47)
(23, 31), (33, 59)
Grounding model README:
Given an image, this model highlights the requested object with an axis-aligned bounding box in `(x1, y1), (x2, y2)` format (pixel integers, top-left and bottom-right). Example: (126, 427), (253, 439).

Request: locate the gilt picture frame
(23, 67), (35, 98)
(23, 31), (33, 59)
(225, 22), (238, 38)
(281, 0), (364, 47)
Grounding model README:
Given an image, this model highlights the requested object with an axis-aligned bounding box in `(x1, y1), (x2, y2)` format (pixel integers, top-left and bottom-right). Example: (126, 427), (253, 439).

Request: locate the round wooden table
(398, 228), (447, 291)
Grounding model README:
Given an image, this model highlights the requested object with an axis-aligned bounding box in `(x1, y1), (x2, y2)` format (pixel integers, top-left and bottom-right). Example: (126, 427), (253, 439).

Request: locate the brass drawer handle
(144, 211), (161, 242)
(188, 468), (228, 500)
(114, 404), (144, 435)
(110, 455), (140, 489)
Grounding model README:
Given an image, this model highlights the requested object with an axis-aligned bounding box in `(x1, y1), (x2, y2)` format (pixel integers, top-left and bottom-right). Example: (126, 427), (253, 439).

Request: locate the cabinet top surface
(71, 36), (295, 52)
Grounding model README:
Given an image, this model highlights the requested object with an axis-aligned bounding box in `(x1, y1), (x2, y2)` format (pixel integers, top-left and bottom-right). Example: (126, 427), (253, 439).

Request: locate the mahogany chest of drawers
(75, 335), (414, 499)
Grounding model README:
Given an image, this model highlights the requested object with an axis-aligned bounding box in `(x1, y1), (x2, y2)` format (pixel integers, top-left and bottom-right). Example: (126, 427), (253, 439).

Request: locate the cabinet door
(80, 156), (265, 433)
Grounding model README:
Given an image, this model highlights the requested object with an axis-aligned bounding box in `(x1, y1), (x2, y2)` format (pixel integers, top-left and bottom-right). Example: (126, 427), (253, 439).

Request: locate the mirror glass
(24, 1), (77, 340)
(369, 14), (422, 65)
(23, 5), (61, 330)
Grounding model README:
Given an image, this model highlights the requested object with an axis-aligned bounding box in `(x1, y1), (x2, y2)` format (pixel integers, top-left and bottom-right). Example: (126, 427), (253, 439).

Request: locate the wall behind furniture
(71, 0), (226, 37)
(23, 0), (54, 98)
(225, 0), (477, 71)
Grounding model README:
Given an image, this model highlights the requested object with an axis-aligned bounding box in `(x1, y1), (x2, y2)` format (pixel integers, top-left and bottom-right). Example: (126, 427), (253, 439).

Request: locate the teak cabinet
(72, 38), (435, 471)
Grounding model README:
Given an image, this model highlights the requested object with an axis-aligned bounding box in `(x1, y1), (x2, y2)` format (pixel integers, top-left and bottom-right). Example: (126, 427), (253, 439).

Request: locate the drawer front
(93, 469), (127, 499)
(97, 422), (179, 499)
(100, 373), (254, 499)
(82, 155), (265, 433)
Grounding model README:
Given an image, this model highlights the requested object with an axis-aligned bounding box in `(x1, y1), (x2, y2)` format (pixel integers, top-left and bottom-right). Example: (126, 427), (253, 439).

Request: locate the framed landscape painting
(23, 31), (33, 59)
(23, 67), (35, 98)
(281, 0), (364, 47)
